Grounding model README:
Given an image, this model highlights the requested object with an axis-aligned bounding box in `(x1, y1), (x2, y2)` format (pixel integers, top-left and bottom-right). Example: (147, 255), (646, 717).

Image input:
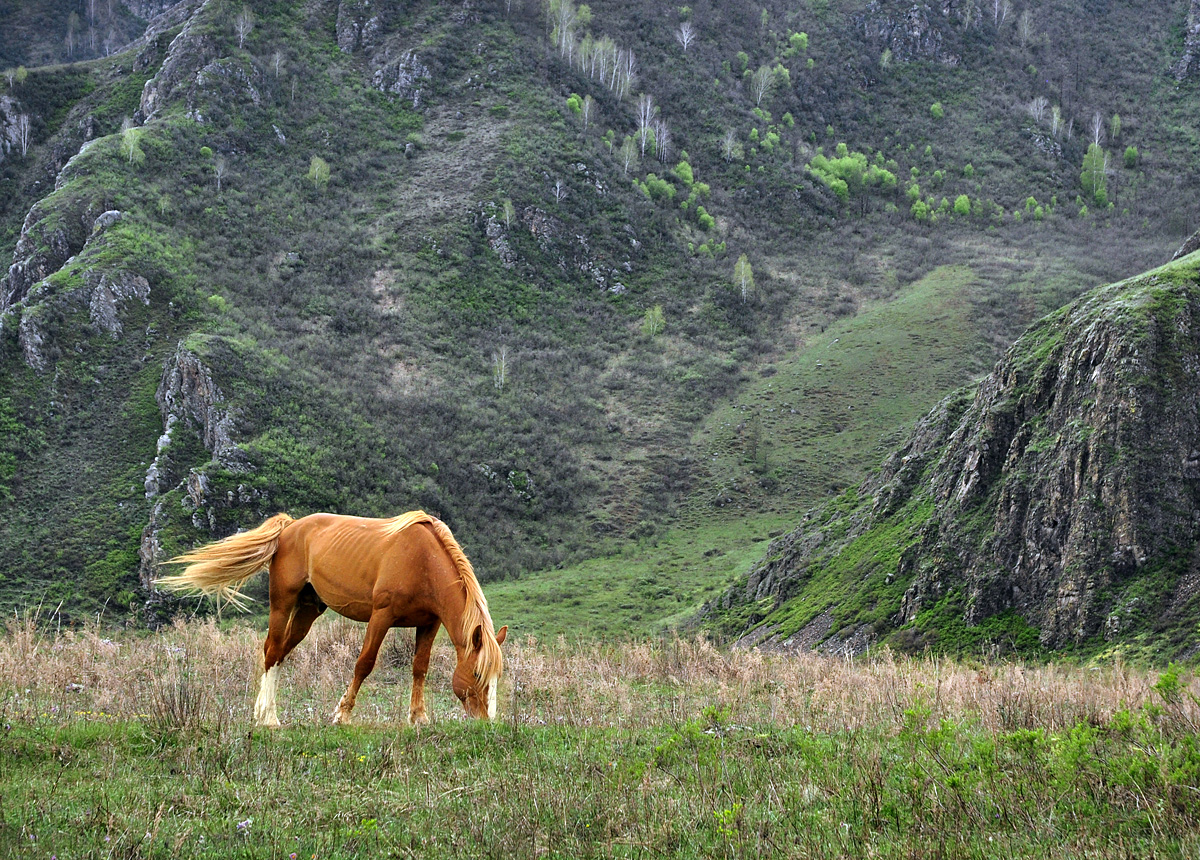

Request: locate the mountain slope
(712, 248), (1200, 660)
(0, 0), (1197, 626)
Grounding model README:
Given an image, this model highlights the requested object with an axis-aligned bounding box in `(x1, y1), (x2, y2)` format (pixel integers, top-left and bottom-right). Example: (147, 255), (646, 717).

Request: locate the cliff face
(718, 251), (1200, 659)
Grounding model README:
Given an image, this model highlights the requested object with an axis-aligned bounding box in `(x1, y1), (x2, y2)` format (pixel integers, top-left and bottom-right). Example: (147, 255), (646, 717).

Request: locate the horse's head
(453, 623), (508, 719)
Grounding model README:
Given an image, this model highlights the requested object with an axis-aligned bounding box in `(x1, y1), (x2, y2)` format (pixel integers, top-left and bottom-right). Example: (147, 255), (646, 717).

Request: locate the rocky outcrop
(856, 1), (971, 66)
(139, 0), (220, 121)
(717, 251), (1200, 655)
(138, 340), (257, 587)
(0, 197), (101, 312)
(87, 270), (151, 337)
(1175, 0), (1200, 80)
(371, 50), (431, 107)
(337, 0), (384, 53)
(0, 95), (29, 165)
(153, 341), (246, 474)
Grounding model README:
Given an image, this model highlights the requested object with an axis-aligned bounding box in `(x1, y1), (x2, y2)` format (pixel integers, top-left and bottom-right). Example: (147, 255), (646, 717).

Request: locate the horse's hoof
(256, 717), (281, 729)
(408, 712), (429, 727)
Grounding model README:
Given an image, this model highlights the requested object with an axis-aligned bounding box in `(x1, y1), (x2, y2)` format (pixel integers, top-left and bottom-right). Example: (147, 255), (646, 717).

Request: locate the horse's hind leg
(333, 607), (394, 725)
(408, 622), (439, 726)
(255, 585), (325, 727)
(255, 601), (294, 727)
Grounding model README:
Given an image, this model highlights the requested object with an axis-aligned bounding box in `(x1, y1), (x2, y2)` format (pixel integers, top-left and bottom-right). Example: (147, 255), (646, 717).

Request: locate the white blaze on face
(487, 675), (497, 720)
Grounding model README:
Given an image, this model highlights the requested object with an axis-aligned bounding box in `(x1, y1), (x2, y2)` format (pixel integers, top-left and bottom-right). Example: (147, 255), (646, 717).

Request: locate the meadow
(1, 616), (1198, 859)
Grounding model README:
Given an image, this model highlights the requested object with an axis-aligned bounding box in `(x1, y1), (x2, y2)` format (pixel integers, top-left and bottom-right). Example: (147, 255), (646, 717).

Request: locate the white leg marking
(487, 678), (497, 720)
(255, 665), (281, 727)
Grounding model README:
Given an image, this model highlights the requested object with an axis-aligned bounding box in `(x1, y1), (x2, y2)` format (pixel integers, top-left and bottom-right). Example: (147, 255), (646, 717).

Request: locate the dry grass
(0, 615), (1194, 736)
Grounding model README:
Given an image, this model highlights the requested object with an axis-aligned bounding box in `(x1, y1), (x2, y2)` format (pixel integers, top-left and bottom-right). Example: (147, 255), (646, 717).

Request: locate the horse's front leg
(409, 622), (440, 726)
(333, 608), (393, 725)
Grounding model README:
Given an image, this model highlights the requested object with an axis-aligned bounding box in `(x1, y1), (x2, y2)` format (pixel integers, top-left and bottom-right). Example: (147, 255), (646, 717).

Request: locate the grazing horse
(156, 511), (507, 727)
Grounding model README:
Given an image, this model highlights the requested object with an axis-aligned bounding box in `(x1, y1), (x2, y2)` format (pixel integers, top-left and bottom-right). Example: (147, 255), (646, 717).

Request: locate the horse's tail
(155, 512), (296, 610)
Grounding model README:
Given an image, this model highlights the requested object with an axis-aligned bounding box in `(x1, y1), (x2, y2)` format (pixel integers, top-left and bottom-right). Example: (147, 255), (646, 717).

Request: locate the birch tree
(16, 114), (31, 158)
(749, 65), (776, 107)
(721, 128), (739, 162)
(1027, 96), (1047, 123)
(734, 255), (755, 303)
(235, 7), (255, 50)
(636, 93), (656, 156)
(1017, 9), (1034, 47)
(581, 94), (595, 131)
(120, 118), (144, 166)
(620, 136), (637, 175)
(675, 22), (696, 52)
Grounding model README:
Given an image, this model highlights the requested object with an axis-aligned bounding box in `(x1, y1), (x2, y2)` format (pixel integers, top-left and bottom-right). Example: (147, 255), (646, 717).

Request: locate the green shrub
(953, 194), (970, 217)
(930, 102), (944, 119)
(643, 174), (676, 201)
(1124, 145), (1138, 168)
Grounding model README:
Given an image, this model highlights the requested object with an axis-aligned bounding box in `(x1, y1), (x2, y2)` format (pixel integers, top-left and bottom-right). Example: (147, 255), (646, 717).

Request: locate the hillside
(712, 246), (1200, 661)
(0, 0), (1197, 641)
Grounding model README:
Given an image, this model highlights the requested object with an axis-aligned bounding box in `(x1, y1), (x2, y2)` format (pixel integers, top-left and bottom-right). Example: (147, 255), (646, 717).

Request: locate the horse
(155, 510), (507, 727)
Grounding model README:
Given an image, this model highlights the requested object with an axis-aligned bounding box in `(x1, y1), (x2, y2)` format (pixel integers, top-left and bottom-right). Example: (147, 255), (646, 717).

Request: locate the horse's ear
(495, 625), (508, 645)
(471, 624), (483, 650)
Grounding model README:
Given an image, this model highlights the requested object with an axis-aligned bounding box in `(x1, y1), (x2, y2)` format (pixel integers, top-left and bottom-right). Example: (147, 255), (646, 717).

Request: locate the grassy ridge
(1, 620), (1199, 858)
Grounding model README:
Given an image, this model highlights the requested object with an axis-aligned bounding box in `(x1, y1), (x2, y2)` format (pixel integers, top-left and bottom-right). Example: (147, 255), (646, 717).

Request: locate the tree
(235, 7), (255, 50)
(749, 65), (776, 107)
(675, 21), (696, 52)
(15, 66), (26, 86)
(1081, 143), (1108, 206)
(1027, 96), (1048, 123)
(1050, 105), (1062, 137)
(1110, 113), (1121, 141)
(120, 118), (144, 166)
(641, 305), (665, 337)
(581, 94), (595, 131)
(1090, 111), (1105, 146)
(552, 178), (567, 203)
(66, 12), (80, 58)
(619, 136), (637, 175)
(1017, 9), (1034, 47)
(1123, 145), (1138, 169)
(502, 198), (516, 229)
(548, 0), (579, 57)
(720, 128), (739, 162)
(734, 254), (754, 303)
(653, 119), (671, 163)
(492, 345), (509, 390)
(307, 155), (330, 190)
(636, 93), (656, 156)
(214, 155), (228, 191)
(272, 50), (285, 78)
(954, 194), (971, 217)
(15, 114), (31, 158)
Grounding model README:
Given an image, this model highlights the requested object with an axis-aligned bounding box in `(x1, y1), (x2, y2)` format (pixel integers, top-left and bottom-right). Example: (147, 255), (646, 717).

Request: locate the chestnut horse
(156, 511), (507, 726)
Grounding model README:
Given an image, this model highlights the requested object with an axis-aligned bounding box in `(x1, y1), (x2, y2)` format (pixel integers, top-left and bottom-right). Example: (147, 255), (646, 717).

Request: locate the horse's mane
(382, 511), (503, 683)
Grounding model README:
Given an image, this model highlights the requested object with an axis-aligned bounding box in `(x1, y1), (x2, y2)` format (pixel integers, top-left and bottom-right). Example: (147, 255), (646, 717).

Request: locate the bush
(930, 102), (944, 119)
(1124, 145), (1138, 168)
(953, 195), (970, 217)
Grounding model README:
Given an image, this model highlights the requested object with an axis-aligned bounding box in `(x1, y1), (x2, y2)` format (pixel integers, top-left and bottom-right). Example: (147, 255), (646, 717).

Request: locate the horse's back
(273, 512), (446, 623)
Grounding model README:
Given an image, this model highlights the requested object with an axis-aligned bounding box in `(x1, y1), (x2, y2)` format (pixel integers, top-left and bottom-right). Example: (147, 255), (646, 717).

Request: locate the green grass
(681, 265), (990, 523)
(487, 513), (791, 639)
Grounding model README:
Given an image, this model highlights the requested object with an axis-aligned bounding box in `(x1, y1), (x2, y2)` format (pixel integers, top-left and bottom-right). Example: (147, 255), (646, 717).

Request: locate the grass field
(1, 618), (1198, 859)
